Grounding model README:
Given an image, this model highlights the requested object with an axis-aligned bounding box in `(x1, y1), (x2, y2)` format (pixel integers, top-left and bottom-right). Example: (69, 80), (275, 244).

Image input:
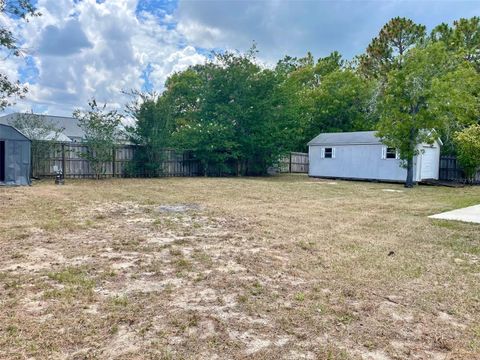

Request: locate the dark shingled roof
(307, 131), (382, 146)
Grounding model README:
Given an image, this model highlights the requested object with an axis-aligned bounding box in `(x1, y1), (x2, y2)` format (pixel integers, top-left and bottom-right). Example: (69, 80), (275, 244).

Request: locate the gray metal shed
(0, 124), (31, 186)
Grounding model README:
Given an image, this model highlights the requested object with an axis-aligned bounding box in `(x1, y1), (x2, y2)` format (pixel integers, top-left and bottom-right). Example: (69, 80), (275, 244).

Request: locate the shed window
(382, 146), (399, 159)
(321, 147), (335, 159)
(386, 147), (397, 159)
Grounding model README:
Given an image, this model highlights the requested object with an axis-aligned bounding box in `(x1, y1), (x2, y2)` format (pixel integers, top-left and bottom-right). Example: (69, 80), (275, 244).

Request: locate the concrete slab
(429, 204), (480, 224)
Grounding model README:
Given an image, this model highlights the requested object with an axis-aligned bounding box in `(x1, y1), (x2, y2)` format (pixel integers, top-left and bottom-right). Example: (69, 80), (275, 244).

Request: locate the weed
(336, 311), (357, 325)
(169, 248), (182, 256)
(238, 294), (248, 303)
(250, 281), (264, 296)
(295, 292), (305, 301)
(110, 324), (119, 335)
(297, 240), (315, 251)
(6, 325), (18, 336)
(48, 267), (95, 289)
(110, 295), (129, 307)
(174, 258), (193, 273)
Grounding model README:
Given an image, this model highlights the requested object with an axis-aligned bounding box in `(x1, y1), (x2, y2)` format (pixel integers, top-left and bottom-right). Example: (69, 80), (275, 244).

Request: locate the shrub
(454, 124), (480, 183)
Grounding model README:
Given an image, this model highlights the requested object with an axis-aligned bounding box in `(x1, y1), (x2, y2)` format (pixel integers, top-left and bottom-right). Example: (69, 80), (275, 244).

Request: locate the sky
(1, 0), (479, 116)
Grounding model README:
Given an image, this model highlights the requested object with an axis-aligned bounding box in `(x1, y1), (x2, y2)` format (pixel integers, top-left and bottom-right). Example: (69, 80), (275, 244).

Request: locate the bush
(454, 124), (480, 183)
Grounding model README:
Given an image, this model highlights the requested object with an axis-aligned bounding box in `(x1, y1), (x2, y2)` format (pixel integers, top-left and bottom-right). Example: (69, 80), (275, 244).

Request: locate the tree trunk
(405, 156), (414, 188)
(405, 128), (416, 188)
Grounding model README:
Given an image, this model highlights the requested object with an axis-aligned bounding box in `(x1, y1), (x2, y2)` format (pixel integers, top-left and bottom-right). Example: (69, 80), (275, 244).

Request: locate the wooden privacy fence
(32, 142), (308, 178)
(279, 152), (309, 173)
(439, 156), (480, 183)
(32, 143), (200, 178)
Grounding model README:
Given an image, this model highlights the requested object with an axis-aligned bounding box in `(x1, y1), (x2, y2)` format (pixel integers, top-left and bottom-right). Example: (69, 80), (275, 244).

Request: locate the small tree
(454, 125), (480, 183)
(124, 90), (171, 177)
(73, 99), (123, 179)
(8, 112), (64, 177)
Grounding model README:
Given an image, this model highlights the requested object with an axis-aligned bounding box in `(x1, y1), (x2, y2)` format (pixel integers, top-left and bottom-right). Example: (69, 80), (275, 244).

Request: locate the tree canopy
(358, 17), (426, 79)
(431, 17), (480, 71)
(74, 99), (124, 179)
(125, 16), (480, 183)
(376, 42), (480, 186)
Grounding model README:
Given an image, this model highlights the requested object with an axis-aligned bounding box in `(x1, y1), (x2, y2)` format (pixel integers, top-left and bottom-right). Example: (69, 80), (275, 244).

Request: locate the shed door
(0, 141), (4, 182)
(421, 147), (437, 180)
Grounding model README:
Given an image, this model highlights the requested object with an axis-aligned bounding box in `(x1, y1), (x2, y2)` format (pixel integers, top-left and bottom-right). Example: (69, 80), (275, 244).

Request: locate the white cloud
(176, 20), (225, 50)
(38, 19), (92, 56)
(2, 0), (207, 116)
(3, 0), (480, 117)
(149, 45), (206, 88)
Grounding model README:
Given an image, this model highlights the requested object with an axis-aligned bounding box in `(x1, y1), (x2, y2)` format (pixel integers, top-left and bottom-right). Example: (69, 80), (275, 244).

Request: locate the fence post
(61, 143), (66, 178)
(30, 144), (34, 179)
(289, 152), (292, 173)
(112, 146), (116, 178)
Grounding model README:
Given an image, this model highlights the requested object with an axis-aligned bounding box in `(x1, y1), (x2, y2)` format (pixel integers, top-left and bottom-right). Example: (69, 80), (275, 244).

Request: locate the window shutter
(320, 148), (325, 158)
(332, 148), (336, 159)
(381, 146), (386, 159)
(395, 149), (400, 159)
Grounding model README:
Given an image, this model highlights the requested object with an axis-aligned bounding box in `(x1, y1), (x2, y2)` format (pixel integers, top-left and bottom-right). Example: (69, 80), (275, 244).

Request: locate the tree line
(125, 17), (480, 184)
(1, 3), (479, 185)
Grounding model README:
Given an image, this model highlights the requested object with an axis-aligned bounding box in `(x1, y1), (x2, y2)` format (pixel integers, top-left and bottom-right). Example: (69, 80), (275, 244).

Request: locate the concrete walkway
(429, 204), (480, 224)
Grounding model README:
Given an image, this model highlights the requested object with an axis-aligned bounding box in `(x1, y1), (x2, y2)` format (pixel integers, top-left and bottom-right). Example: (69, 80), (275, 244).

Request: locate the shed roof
(0, 124), (31, 141)
(308, 131), (382, 146)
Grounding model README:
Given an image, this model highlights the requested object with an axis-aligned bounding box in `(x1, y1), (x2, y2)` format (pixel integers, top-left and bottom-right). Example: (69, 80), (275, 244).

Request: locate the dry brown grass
(0, 175), (479, 359)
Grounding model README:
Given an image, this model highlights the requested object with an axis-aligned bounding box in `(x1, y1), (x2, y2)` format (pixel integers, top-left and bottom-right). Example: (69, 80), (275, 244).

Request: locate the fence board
(32, 143), (200, 179)
(278, 152), (309, 173)
(33, 143), (307, 178)
(439, 155), (480, 183)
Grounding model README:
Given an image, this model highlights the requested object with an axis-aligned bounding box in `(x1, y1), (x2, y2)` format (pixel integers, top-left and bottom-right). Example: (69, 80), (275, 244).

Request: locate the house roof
(0, 113), (85, 140)
(308, 131), (382, 146)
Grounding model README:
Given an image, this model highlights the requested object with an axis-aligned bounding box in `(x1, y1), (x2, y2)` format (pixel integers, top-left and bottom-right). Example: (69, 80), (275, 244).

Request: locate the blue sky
(2, 0), (480, 116)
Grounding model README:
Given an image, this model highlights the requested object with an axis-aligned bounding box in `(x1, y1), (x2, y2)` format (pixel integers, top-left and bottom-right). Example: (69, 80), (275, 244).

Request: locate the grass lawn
(1, 175), (479, 359)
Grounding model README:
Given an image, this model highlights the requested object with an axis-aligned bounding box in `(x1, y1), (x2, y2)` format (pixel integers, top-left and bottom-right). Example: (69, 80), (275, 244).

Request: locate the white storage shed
(308, 131), (441, 182)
